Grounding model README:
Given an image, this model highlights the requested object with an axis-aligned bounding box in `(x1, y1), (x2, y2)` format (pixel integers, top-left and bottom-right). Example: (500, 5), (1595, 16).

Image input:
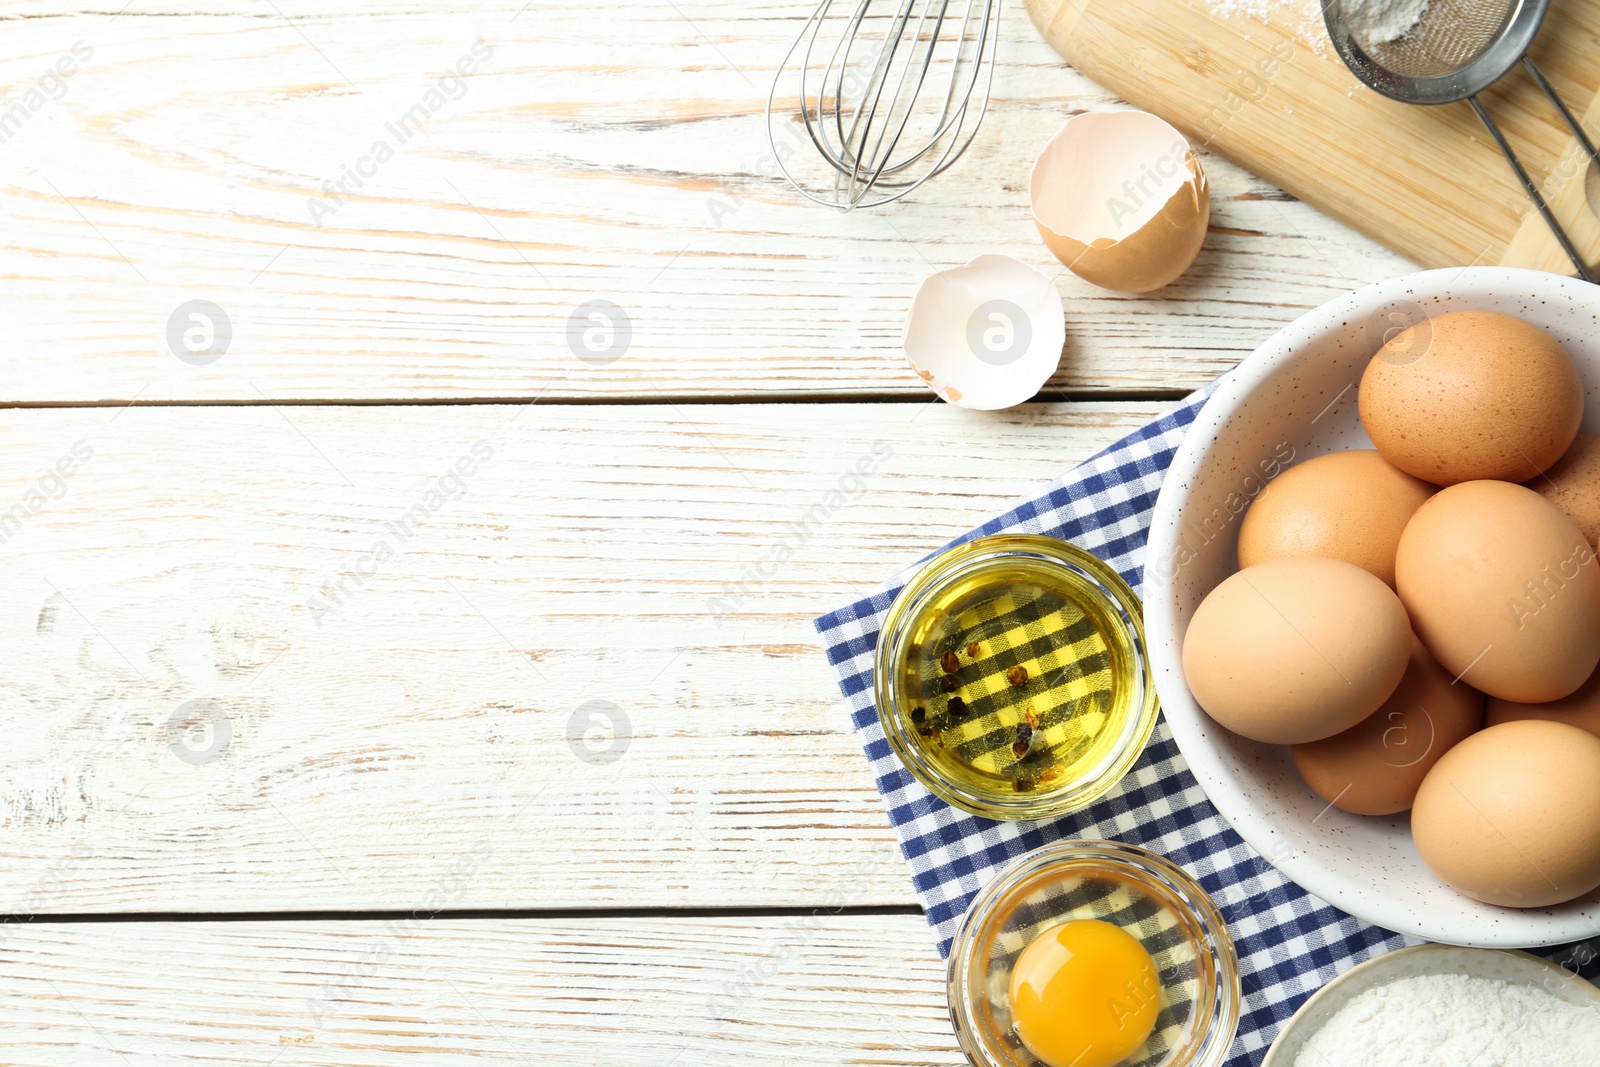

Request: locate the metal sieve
(1323, 0), (1600, 281)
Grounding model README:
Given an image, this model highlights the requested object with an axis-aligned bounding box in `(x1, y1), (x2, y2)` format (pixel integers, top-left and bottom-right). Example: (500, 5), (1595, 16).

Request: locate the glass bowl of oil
(947, 840), (1241, 1067)
(874, 534), (1157, 820)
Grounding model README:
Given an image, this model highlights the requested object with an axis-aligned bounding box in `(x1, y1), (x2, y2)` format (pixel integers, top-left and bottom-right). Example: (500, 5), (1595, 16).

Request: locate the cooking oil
(875, 535), (1156, 820)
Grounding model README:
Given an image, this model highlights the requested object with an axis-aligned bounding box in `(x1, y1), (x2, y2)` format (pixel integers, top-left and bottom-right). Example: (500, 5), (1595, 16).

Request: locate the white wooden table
(0, 3), (1412, 1063)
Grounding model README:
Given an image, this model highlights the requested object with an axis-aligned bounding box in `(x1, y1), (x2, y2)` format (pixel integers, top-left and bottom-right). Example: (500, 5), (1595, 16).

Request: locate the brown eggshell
(1182, 557), (1412, 745)
(1292, 638), (1484, 816)
(1412, 720), (1600, 908)
(1359, 310), (1584, 484)
(1238, 449), (1435, 588)
(1487, 663), (1600, 739)
(1031, 111), (1209, 294)
(1395, 480), (1600, 703)
(1034, 187), (1208, 294)
(1528, 433), (1600, 551)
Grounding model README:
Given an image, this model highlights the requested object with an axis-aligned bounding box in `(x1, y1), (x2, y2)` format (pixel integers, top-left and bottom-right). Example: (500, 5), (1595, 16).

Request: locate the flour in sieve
(1292, 973), (1600, 1067)
(1206, 0), (1429, 48)
(1342, 0), (1431, 44)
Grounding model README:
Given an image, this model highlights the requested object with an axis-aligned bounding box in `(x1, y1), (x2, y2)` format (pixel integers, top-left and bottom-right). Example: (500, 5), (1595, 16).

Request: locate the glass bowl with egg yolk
(948, 841), (1240, 1067)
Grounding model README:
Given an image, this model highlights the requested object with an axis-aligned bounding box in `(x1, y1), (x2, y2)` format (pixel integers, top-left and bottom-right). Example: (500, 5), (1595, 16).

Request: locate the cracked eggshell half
(1031, 110), (1209, 294)
(901, 253), (1065, 410)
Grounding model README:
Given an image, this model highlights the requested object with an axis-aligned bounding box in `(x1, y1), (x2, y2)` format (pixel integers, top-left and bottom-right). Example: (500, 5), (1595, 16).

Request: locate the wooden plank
(1023, 0), (1600, 275)
(0, 915), (960, 1065)
(0, 1), (1409, 403)
(0, 400), (1163, 912)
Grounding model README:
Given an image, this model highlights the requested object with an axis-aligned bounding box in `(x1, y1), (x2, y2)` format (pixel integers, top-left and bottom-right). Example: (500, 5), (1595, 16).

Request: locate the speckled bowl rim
(1146, 266), (1600, 948)
(1261, 944), (1600, 1067)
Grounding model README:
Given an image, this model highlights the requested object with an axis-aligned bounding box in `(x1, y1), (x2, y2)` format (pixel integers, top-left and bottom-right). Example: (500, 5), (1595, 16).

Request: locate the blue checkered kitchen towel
(814, 383), (1600, 1066)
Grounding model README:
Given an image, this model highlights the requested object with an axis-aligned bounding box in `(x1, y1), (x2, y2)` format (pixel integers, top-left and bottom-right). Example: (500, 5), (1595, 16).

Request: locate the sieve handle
(1469, 94), (1597, 284)
(1523, 58), (1600, 171)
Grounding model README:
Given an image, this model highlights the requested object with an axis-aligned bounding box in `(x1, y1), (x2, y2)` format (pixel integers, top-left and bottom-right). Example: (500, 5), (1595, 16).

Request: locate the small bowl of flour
(1263, 944), (1600, 1067)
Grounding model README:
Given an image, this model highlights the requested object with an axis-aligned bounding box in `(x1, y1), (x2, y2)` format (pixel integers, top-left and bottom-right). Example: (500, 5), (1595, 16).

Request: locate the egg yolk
(1008, 918), (1161, 1067)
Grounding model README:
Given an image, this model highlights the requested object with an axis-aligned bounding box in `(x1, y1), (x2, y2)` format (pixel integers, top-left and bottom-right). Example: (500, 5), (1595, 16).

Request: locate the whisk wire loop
(768, 0), (1002, 209)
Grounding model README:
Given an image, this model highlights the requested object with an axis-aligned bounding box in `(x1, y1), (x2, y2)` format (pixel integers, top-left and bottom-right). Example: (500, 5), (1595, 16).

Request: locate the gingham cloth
(814, 384), (1600, 1066)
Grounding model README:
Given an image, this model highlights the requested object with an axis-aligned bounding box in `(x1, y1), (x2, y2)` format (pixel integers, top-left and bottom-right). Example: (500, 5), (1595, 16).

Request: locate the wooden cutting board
(1023, 0), (1600, 274)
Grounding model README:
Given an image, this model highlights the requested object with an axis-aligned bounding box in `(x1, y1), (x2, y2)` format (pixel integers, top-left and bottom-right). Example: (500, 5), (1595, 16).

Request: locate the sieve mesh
(1348, 0), (1518, 79)
(1323, 0), (1595, 280)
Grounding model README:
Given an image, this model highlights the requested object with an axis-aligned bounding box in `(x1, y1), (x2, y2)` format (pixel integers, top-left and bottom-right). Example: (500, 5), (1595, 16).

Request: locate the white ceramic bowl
(1261, 944), (1600, 1066)
(1146, 267), (1600, 948)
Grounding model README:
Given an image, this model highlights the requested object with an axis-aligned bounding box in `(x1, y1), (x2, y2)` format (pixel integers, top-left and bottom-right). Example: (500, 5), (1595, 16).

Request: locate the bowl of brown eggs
(1146, 266), (1600, 947)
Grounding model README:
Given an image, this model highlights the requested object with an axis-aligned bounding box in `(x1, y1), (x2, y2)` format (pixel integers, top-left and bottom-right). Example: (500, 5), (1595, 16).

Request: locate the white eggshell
(901, 253), (1066, 410)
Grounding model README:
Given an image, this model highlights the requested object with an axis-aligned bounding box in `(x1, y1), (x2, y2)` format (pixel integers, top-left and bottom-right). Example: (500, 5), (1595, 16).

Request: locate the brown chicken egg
(1412, 719), (1600, 908)
(1395, 480), (1600, 703)
(1487, 663), (1600, 739)
(1359, 310), (1584, 484)
(1292, 637), (1483, 816)
(1528, 433), (1600, 550)
(1183, 557), (1412, 745)
(1238, 449), (1434, 587)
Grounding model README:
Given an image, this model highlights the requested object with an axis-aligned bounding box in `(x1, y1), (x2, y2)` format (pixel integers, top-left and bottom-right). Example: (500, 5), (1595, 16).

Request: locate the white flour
(1206, 0), (1429, 48)
(1207, 0), (1326, 44)
(1292, 973), (1600, 1067)
(1341, 0), (1431, 44)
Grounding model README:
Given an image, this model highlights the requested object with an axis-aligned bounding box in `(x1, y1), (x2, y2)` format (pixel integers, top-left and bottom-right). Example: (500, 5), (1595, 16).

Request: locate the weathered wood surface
(0, 1), (1409, 404)
(0, 4), (1429, 1061)
(0, 400), (1162, 912)
(0, 916), (962, 1066)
